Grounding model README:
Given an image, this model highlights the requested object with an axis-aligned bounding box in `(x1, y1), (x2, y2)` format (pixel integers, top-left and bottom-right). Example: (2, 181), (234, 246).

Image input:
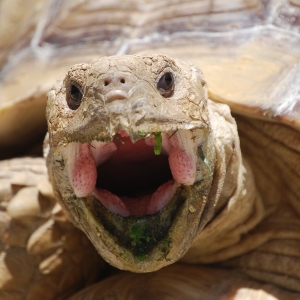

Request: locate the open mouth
(61, 129), (199, 217)
(55, 127), (212, 263)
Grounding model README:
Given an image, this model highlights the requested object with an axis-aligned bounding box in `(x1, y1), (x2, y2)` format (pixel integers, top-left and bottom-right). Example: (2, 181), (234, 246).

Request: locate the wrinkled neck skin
(183, 101), (263, 265)
(45, 54), (262, 272)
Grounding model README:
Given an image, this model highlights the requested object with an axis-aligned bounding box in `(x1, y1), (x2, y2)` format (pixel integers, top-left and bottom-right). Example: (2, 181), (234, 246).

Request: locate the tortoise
(0, 0), (300, 299)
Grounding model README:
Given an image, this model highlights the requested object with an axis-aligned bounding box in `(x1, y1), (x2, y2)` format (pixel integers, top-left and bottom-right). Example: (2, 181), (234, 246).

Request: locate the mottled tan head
(46, 54), (215, 272)
(47, 54), (209, 145)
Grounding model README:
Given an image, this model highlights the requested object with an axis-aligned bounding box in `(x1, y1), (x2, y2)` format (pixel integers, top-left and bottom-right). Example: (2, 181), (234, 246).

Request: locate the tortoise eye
(67, 83), (83, 110)
(157, 72), (174, 98)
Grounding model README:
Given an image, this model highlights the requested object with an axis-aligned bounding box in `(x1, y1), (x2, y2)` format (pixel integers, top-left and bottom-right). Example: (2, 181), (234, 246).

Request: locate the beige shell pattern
(0, 1), (300, 299)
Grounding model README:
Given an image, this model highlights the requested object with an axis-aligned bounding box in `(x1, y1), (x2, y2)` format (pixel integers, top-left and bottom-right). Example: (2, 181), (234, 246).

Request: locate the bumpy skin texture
(46, 54), (209, 147)
(1, 54), (300, 299)
(1, 0), (300, 298)
(45, 54), (300, 297)
(0, 158), (106, 300)
(45, 53), (284, 284)
(46, 54), (261, 273)
(0, 160), (298, 300)
(46, 54), (213, 272)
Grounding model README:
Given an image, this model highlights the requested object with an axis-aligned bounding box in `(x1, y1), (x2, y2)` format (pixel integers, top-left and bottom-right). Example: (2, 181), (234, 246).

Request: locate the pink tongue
(94, 189), (130, 217)
(72, 144), (97, 197)
(94, 180), (178, 216)
(147, 180), (179, 214)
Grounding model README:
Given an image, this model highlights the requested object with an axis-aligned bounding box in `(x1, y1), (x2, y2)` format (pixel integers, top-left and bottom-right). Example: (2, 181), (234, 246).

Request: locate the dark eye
(157, 72), (174, 98)
(67, 83), (83, 110)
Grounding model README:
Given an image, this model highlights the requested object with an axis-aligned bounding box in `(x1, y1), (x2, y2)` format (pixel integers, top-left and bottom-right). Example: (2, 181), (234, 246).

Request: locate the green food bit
(198, 146), (212, 175)
(138, 131), (146, 137)
(130, 224), (152, 246)
(138, 131), (151, 138)
(154, 132), (162, 155)
(136, 253), (148, 260)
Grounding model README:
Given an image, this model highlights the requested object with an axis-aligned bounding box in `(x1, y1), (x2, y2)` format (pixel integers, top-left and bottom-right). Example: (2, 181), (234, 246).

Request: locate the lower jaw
(54, 169), (212, 271)
(85, 184), (186, 259)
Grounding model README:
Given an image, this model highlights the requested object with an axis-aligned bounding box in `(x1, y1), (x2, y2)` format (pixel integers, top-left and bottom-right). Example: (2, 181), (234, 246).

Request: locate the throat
(95, 137), (173, 215)
(96, 152), (172, 197)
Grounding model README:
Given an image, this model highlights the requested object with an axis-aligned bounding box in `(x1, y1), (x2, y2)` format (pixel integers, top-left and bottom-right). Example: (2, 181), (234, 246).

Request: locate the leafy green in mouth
(130, 222), (155, 259)
(138, 131), (151, 138)
(125, 130), (178, 156)
(154, 132), (162, 155)
(130, 223), (153, 246)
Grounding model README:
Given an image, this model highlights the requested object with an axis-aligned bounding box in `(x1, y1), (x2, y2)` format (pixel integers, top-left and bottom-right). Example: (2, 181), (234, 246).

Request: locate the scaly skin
(0, 158), (298, 299)
(1, 54), (300, 299)
(45, 54), (261, 273)
(0, 158), (106, 300)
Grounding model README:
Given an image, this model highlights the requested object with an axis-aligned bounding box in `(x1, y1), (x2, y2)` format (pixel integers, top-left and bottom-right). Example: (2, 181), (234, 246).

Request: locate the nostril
(120, 78), (125, 84)
(104, 80), (110, 86)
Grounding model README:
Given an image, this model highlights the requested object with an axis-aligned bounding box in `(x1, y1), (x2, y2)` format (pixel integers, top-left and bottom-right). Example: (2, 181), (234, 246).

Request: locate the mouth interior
(94, 132), (181, 216)
(96, 137), (173, 198)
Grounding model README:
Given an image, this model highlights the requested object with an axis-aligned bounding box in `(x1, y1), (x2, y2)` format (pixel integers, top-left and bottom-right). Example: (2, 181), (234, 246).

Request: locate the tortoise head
(46, 54), (215, 272)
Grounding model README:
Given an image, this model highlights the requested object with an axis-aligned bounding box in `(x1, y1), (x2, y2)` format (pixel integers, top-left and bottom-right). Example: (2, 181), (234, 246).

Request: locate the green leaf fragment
(198, 146), (212, 175)
(138, 131), (151, 138)
(130, 224), (152, 246)
(154, 132), (162, 155)
(130, 226), (142, 245)
(138, 131), (146, 137)
(136, 253), (148, 260)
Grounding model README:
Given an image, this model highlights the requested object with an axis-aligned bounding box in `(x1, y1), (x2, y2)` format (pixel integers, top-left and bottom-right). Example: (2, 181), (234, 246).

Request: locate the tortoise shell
(0, 1), (300, 299)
